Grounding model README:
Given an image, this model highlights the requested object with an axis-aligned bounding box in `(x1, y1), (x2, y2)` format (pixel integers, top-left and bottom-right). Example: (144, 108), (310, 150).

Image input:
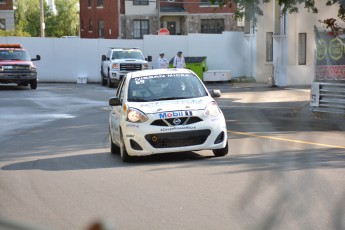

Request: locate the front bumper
(121, 115), (228, 156)
(109, 70), (127, 82)
(0, 72), (37, 84)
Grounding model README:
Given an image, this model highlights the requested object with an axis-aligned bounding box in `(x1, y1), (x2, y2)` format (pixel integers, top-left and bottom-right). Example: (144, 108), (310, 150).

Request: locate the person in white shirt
(157, 52), (169, 69)
(173, 51), (186, 68)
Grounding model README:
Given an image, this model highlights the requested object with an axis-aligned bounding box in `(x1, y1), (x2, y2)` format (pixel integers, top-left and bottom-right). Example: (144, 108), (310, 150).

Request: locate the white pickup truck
(100, 48), (152, 88)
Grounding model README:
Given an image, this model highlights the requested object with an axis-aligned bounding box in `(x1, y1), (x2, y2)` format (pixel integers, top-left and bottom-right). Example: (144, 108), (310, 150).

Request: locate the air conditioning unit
(168, 0), (175, 2)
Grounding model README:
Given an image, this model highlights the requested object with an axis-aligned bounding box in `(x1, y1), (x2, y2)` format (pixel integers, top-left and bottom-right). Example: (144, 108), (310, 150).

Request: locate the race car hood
(128, 97), (215, 114)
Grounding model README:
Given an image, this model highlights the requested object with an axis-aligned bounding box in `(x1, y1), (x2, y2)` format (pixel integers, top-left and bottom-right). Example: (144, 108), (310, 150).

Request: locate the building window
(298, 33), (307, 65)
(266, 32), (273, 62)
(88, 18), (93, 31)
(201, 19), (224, 34)
(88, 0), (92, 7)
(0, 19), (6, 31)
(133, 0), (149, 5)
(199, 0), (221, 6)
(97, 0), (103, 7)
(98, 20), (104, 38)
(0, 0), (6, 4)
(273, 0), (280, 35)
(133, 20), (149, 39)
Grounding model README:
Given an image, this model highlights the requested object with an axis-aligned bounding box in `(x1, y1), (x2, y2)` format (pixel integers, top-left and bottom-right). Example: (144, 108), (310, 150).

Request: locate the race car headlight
(204, 101), (221, 117)
(111, 63), (119, 69)
(127, 108), (148, 123)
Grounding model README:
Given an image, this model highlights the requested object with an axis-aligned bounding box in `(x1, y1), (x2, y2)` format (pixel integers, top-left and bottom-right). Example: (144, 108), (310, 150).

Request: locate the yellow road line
(228, 130), (345, 149)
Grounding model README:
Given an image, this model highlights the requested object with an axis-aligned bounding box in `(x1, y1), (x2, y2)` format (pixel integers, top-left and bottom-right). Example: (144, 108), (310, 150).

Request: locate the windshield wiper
(128, 98), (149, 102)
(152, 97), (189, 101)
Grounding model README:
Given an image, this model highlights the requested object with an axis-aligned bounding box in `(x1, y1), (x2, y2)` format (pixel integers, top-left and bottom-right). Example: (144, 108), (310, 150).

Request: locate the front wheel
(107, 70), (114, 88)
(30, 80), (37, 89)
(101, 70), (107, 86)
(120, 131), (131, 162)
(212, 141), (229, 157)
(109, 132), (119, 154)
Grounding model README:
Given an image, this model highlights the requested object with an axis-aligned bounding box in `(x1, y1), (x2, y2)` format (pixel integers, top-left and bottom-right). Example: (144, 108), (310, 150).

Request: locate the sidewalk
(206, 82), (345, 121)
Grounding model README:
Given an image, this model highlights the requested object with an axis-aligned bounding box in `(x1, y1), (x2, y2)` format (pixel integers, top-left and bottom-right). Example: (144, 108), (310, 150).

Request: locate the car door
(109, 76), (127, 145)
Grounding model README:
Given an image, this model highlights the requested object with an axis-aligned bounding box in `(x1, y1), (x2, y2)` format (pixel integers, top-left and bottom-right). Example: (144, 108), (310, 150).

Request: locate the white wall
(0, 32), (246, 83)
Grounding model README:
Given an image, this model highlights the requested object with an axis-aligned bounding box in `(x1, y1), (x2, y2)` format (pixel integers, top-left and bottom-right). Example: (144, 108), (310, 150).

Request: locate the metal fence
(311, 82), (345, 114)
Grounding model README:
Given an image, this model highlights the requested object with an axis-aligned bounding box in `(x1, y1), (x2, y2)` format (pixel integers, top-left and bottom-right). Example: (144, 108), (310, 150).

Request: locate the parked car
(0, 44), (40, 89)
(101, 47), (152, 88)
(108, 68), (229, 162)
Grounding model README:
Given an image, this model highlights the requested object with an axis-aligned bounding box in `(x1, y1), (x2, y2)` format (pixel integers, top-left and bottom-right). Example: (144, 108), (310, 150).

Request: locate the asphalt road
(0, 83), (345, 230)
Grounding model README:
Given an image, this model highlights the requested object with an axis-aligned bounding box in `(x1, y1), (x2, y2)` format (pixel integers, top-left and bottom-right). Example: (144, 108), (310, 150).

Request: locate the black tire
(107, 70), (114, 88)
(30, 80), (37, 89)
(101, 70), (107, 86)
(119, 131), (131, 162)
(109, 132), (119, 154)
(113, 80), (119, 88)
(212, 141), (229, 157)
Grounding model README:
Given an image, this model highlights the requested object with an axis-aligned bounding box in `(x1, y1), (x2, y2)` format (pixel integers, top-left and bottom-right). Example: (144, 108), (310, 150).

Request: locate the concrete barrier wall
(0, 32), (246, 83)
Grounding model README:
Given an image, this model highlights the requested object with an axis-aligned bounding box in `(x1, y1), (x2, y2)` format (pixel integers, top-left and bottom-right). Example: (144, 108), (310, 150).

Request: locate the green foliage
(45, 0), (79, 37)
(232, 0), (345, 25)
(14, 0), (79, 37)
(0, 29), (31, 37)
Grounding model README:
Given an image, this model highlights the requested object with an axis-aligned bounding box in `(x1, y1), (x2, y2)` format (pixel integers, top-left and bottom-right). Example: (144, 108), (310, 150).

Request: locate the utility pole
(40, 0), (45, 37)
(157, 0), (160, 33)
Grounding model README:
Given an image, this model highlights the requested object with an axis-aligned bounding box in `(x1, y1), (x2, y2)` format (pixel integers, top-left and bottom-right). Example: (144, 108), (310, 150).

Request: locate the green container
(169, 56), (208, 80)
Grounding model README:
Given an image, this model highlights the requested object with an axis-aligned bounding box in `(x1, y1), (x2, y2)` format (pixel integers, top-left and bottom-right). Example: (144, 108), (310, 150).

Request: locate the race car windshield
(0, 50), (31, 61)
(127, 73), (208, 102)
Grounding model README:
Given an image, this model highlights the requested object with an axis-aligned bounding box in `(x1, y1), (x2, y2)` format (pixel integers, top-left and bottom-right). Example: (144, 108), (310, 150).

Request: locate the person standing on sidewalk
(173, 51), (186, 68)
(157, 52), (169, 69)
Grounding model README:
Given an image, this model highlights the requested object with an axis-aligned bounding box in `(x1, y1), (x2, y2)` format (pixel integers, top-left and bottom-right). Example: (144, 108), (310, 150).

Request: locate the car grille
(145, 129), (211, 148)
(151, 116), (203, 126)
(2, 65), (31, 72)
(120, 63), (142, 71)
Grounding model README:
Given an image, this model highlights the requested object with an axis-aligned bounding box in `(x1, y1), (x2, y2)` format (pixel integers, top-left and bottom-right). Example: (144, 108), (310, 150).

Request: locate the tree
(45, 0), (79, 37)
(14, 0), (44, 37)
(14, 0), (79, 37)
(229, 0), (345, 25)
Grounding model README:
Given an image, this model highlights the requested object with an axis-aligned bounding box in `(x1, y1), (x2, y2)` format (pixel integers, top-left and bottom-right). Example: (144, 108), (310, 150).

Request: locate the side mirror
(109, 97), (122, 106)
(210, 89), (221, 98)
(32, 55), (41, 61)
(146, 55), (152, 62)
(102, 55), (106, 61)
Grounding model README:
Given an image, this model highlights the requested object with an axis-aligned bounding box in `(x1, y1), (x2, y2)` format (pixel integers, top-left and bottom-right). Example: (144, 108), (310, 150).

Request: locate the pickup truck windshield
(0, 50), (31, 61)
(112, 51), (144, 60)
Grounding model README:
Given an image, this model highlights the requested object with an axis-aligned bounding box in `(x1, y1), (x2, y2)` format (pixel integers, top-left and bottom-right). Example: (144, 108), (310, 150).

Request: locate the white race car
(108, 68), (228, 162)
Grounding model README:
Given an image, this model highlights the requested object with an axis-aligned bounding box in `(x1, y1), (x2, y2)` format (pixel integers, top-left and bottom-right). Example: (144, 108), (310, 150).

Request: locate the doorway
(167, 21), (176, 35)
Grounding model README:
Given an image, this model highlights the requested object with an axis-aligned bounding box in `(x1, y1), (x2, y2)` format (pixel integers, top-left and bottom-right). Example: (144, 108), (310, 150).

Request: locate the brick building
(80, 0), (242, 39)
(79, 0), (121, 39)
(0, 0), (15, 31)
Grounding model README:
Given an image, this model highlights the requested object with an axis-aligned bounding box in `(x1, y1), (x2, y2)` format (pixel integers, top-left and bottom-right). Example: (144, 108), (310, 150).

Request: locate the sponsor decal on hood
(127, 98), (213, 114)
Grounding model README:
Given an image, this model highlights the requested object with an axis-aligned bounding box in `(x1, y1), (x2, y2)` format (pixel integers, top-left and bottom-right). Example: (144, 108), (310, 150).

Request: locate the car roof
(128, 68), (194, 79)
